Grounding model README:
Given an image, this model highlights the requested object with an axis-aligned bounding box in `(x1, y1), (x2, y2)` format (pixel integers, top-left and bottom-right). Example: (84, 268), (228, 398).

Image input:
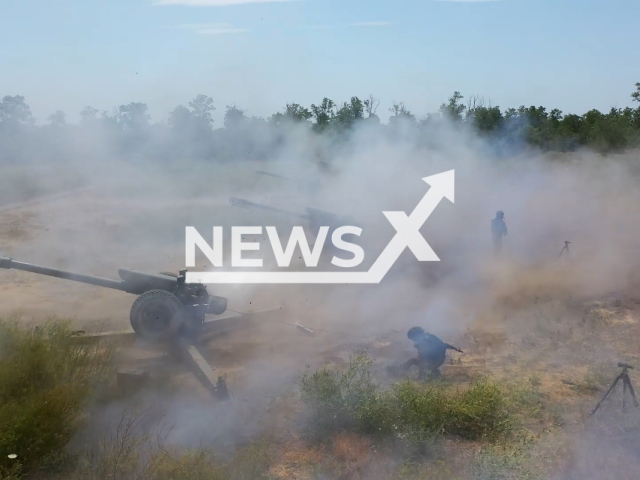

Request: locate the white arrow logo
(186, 169), (454, 284)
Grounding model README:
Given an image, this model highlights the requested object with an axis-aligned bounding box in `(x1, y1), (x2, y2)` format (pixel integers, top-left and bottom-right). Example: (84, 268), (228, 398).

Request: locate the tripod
(559, 241), (571, 260)
(590, 363), (640, 416)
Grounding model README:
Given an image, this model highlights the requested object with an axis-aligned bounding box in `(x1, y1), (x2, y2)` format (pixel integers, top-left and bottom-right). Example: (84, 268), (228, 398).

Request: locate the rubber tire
(130, 289), (184, 342)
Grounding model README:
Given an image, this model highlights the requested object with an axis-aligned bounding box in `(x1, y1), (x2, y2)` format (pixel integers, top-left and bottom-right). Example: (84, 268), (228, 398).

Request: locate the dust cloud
(1, 102), (640, 478)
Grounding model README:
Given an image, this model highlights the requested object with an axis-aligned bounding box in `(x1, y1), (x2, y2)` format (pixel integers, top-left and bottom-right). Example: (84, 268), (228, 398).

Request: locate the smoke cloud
(1, 96), (640, 478)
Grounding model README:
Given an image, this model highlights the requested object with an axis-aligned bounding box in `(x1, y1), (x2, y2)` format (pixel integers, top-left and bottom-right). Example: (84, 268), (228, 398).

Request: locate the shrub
(299, 352), (385, 439)
(0, 315), (113, 478)
(299, 352), (516, 446)
(392, 378), (514, 442)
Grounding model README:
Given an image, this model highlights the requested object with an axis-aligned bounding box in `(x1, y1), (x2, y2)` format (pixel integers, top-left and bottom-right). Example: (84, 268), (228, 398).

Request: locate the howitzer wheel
(130, 289), (184, 341)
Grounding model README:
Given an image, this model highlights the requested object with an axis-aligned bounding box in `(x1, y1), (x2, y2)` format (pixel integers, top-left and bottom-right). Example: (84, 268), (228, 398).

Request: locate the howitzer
(255, 170), (321, 193)
(229, 197), (356, 238)
(0, 256), (227, 342)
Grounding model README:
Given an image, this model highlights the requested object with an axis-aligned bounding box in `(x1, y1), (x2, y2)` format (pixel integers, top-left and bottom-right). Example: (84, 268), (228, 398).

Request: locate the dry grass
(0, 313), (114, 479)
(2, 293), (640, 480)
(268, 442), (324, 480)
(63, 408), (274, 480)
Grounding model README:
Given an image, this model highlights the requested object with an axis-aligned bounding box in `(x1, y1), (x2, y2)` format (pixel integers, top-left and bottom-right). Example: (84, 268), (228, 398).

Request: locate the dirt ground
(2, 178), (640, 459)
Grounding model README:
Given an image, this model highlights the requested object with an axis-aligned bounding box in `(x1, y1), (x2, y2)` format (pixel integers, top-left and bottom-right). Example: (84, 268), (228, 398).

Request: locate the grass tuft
(0, 314), (113, 478)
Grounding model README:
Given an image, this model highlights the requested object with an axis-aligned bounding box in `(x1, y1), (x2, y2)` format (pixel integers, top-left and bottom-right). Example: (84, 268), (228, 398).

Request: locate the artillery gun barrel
(0, 256), (126, 291)
(255, 170), (293, 182)
(229, 197), (309, 220)
(1, 256), (229, 344)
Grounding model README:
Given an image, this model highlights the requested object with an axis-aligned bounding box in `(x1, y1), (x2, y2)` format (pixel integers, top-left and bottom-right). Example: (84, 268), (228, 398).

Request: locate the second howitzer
(229, 197), (356, 238)
(0, 256), (228, 342)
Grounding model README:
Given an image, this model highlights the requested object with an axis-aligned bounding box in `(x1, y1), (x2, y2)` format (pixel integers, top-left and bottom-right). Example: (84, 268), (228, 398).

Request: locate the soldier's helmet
(496, 210), (504, 219)
(407, 326), (425, 341)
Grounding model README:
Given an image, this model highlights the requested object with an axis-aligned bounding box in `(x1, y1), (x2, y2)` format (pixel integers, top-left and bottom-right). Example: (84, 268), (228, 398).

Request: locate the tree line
(1, 83), (639, 164)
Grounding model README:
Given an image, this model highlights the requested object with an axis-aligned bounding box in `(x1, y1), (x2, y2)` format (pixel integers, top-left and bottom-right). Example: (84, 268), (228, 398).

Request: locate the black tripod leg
(623, 374), (640, 408)
(591, 374), (622, 416)
(623, 378), (628, 411)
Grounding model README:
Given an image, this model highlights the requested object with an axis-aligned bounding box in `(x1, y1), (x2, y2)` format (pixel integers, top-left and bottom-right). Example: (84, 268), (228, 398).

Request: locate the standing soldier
(491, 210), (507, 254)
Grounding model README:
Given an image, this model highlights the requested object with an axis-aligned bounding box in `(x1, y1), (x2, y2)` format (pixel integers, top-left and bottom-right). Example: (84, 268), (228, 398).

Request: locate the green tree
(224, 104), (247, 130)
(168, 105), (192, 131)
(284, 103), (312, 122)
(47, 110), (66, 127)
(363, 95), (380, 120)
(439, 91), (466, 122)
(310, 98), (336, 132)
(188, 94), (215, 130)
(580, 109), (605, 145)
(334, 96), (364, 129)
(388, 102), (416, 125)
(630, 82), (640, 131)
(557, 113), (583, 149)
(548, 108), (563, 128)
(269, 103), (313, 125)
(523, 106), (548, 128)
(632, 82), (640, 103)
(473, 107), (503, 132)
(0, 95), (35, 126)
(114, 102), (151, 131)
(588, 107), (635, 152)
(625, 105), (640, 130)
(79, 106), (99, 125)
(465, 96), (503, 133)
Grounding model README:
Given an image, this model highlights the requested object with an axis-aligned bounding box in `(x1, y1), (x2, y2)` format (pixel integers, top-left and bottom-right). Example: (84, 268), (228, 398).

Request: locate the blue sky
(1, 0), (639, 124)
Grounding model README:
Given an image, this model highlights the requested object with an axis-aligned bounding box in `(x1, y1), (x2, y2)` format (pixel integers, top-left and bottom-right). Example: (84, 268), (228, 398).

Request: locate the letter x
(383, 211), (439, 261)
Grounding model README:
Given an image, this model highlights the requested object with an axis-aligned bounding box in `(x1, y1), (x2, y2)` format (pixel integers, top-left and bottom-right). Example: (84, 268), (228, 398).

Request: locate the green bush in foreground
(299, 352), (517, 445)
(0, 315), (113, 478)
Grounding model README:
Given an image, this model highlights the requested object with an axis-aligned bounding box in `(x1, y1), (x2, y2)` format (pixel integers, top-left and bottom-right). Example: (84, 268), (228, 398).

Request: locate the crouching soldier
(387, 326), (463, 379)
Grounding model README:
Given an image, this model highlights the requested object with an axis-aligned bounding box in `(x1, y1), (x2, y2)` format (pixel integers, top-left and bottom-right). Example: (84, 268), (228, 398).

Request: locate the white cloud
(178, 23), (248, 34)
(299, 25), (333, 30)
(349, 21), (394, 27)
(155, 0), (295, 6)
(298, 21), (393, 30)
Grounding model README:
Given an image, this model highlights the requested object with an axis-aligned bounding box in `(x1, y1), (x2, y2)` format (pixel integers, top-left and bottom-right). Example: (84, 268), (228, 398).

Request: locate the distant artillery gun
(255, 170), (322, 194)
(229, 197), (358, 241)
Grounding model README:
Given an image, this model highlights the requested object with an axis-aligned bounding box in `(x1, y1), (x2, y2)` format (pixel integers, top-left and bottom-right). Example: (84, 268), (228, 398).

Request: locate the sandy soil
(2, 182), (640, 452)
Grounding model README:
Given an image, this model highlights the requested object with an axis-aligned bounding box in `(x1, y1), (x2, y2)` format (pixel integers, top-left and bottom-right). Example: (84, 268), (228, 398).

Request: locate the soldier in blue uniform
(387, 326), (462, 379)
